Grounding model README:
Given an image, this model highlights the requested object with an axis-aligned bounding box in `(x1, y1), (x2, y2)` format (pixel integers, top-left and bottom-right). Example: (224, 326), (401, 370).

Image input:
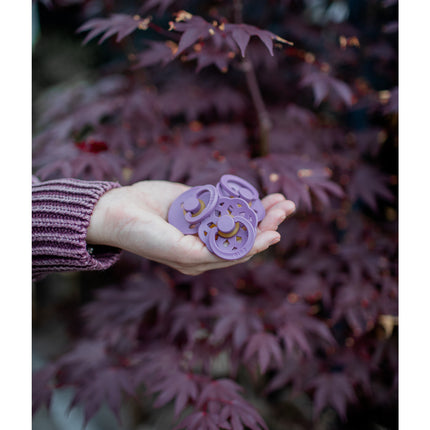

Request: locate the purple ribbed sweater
(32, 177), (122, 280)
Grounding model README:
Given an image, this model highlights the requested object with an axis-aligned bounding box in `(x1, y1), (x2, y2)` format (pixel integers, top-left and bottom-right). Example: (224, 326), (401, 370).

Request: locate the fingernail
(287, 201), (296, 213)
(270, 236), (281, 245)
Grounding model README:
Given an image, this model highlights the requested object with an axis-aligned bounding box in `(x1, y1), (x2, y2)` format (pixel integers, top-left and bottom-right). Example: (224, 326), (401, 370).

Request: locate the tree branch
(233, 0), (272, 157)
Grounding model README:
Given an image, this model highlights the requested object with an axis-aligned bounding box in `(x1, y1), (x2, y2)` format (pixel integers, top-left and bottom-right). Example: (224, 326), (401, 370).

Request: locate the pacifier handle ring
(184, 184), (218, 223)
(208, 216), (255, 260)
(219, 174), (259, 201)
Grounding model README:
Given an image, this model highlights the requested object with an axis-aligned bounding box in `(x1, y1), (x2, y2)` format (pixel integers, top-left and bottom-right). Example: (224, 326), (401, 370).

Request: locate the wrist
(86, 186), (122, 246)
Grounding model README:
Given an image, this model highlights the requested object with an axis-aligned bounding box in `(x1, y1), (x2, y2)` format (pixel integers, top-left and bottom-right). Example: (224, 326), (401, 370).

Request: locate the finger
(252, 230), (281, 254)
(173, 229), (282, 274)
(261, 193), (287, 211)
(258, 199), (296, 232)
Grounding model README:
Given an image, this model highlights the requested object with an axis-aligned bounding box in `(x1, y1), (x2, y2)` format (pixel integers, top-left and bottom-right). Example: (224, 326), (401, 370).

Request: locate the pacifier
(167, 185), (218, 234)
(168, 175), (266, 260)
(217, 174), (265, 222)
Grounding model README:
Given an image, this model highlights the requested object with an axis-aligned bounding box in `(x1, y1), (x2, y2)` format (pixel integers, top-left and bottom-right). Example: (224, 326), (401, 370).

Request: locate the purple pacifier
(198, 197), (257, 260)
(218, 174), (259, 200)
(217, 175), (265, 222)
(168, 175), (267, 260)
(168, 185), (218, 234)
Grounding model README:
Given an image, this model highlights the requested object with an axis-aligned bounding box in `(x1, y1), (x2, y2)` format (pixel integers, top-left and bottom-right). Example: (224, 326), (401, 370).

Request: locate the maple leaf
(171, 15), (219, 57)
(332, 281), (381, 335)
(337, 242), (383, 283)
(243, 332), (283, 373)
(130, 146), (172, 182)
(32, 364), (57, 415)
(256, 154), (343, 211)
(82, 273), (173, 338)
(168, 144), (213, 183)
(224, 23), (292, 57)
(348, 164), (394, 211)
(186, 44), (236, 73)
(335, 349), (373, 395)
(197, 379), (244, 406)
(300, 65), (354, 107)
(307, 372), (356, 420)
(271, 301), (335, 356)
(156, 76), (246, 121)
(77, 14), (151, 45)
(34, 143), (125, 181)
(170, 13), (291, 61)
(131, 343), (183, 387)
(218, 399), (268, 430)
(132, 41), (176, 69)
(168, 301), (211, 345)
(210, 294), (264, 351)
(264, 352), (315, 394)
(150, 370), (199, 417)
(68, 366), (135, 425)
(56, 340), (110, 383)
(193, 379), (268, 430)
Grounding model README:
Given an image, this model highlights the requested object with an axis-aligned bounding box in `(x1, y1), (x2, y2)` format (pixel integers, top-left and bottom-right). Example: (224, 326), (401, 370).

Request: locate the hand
(86, 181), (295, 275)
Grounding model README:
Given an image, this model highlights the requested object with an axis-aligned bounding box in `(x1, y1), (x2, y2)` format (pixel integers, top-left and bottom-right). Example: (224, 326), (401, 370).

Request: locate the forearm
(32, 177), (122, 280)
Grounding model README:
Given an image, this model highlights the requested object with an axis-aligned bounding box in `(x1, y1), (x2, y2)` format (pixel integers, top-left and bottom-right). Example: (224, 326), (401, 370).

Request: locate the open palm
(87, 180), (296, 275)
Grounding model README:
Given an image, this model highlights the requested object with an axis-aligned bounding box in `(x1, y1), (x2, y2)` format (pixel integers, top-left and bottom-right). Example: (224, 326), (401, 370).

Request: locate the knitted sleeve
(32, 177), (122, 280)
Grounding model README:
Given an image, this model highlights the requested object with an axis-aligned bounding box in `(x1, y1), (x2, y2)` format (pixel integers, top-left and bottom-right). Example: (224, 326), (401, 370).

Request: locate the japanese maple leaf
(243, 332), (283, 374)
(168, 301), (211, 344)
(256, 154), (343, 211)
(218, 399), (268, 430)
(172, 15), (220, 57)
(264, 352), (318, 394)
(35, 146), (125, 181)
(210, 294), (264, 351)
(224, 23), (292, 57)
(332, 281), (380, 335)
(131, 343), (183, 387)
(197, 379), (244, 406)
(307, 372), (356, 420)
(300, 65), (354, 107)
(337, 243), (382, 283)
(82, 273), (173, 337)
(77, 14), (150, 45)
(150, 371), (199, 417)
(271, 301), (335, 357)
(186, 44), (236, 72)
(56, 340), (110, 383)
(335, 349), (373, 395)
(131, 146), (173, 182)
(195, 379), (268, 430)
(157, 76), (246, 121)
(168, 144), (213, 183)
(171, 13), (291, 60)
(348, 164), (394, 211)
(68, 366), (135, 425)
(32, 364), (57, 415)
(132, 41), (176, 69)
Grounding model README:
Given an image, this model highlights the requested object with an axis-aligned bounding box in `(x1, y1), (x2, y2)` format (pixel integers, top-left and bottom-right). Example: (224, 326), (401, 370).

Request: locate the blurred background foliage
(32, 1), (398, 429)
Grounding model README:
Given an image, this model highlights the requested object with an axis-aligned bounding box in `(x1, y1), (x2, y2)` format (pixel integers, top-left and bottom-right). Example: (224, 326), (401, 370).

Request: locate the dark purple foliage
(33, 0), (398, 428)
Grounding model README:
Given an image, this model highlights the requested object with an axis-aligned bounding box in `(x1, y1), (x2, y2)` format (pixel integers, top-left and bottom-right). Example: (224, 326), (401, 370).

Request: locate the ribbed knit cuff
(32, 177), (122, 280)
